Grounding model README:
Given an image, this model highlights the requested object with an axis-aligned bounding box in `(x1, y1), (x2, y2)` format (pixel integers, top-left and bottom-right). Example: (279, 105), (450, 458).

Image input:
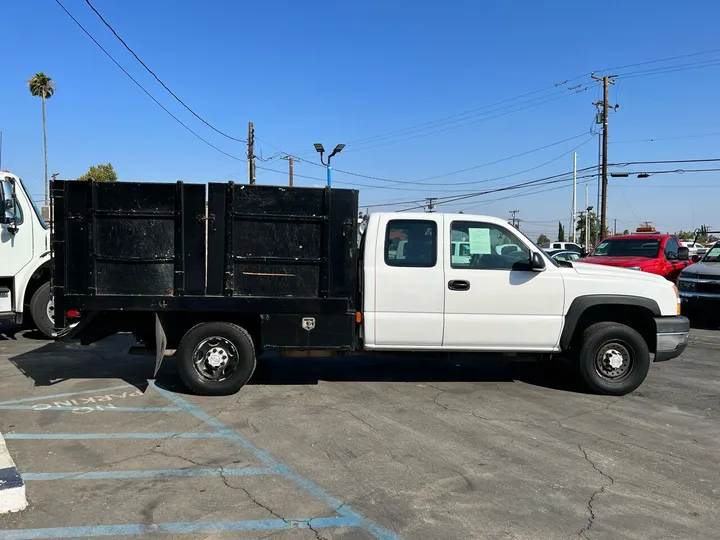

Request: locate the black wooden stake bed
(52, 180), (359, 395)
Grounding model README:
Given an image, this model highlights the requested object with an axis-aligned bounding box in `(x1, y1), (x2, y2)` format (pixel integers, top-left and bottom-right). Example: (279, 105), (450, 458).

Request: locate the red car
(577, 229), (693, 282)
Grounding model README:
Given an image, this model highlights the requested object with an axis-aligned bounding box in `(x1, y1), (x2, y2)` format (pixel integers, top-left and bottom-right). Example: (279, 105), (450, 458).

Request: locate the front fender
(559, 294), (661, 350)
(13, 251), (51, 312)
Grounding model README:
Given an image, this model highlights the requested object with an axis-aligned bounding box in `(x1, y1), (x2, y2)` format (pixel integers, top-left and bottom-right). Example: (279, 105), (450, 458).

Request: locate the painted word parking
(0, 383), (399, 540)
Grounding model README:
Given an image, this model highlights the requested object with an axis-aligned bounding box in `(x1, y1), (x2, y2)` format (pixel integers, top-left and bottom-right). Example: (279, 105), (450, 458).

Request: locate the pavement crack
(577, 445), (615, 539)
(306, 523), (330, 540)
(432, 391), (451, 411)
(327, 405), (377, 431)
(220, 472), (288, 523)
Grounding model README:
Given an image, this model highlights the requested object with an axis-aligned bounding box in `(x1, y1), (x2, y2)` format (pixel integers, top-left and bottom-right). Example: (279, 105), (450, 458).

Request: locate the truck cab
(577, 227), (692, 282)
(0, 171), (54, 336)
(361, 213), (684, 354)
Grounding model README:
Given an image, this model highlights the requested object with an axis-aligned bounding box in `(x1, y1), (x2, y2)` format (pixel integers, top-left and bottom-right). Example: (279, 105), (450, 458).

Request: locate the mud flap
(154, 313), (167, 376)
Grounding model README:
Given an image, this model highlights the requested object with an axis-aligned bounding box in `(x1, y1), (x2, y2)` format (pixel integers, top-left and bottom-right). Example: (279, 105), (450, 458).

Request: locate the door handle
(448, 280), (470, 291)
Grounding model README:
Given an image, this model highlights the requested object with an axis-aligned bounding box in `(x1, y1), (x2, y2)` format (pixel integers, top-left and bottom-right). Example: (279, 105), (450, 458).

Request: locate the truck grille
(696, 282), (720, 294)
(696, 274), (720, 281)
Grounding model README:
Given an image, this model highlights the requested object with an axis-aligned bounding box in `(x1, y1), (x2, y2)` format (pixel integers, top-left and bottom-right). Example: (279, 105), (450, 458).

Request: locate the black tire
(574, 322), (650, 396)
(176, 322), (257, 396)
(29, 282), (54, 338)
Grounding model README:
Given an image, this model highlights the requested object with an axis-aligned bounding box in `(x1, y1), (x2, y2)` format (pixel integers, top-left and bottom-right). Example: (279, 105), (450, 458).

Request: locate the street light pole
(313, 143), (345, 188)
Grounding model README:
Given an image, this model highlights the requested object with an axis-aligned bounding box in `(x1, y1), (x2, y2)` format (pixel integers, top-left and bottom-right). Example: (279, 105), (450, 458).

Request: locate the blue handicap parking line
(151, 383), (401, 540)
(4, 432), (228, 440)
(0, 382), (401, 539)
(0, 405), (180, 412)
(23, 467), (277, 481)
(0, 516), (361, 540)
(0, 385), (134, 406)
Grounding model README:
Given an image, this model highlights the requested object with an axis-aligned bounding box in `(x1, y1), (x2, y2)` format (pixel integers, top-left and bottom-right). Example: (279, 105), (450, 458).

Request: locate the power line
(83, 0), (245, 143)
(595, 47), (720, 73)
(611, 133), (720, 144)
(344, 78), (588, 148)
(342, 88), (590, 153)
(53, 0), (244, 162)
(618, 59), (720, 80)
(612, 158), (720, 166)
(325, 132), (591, 186)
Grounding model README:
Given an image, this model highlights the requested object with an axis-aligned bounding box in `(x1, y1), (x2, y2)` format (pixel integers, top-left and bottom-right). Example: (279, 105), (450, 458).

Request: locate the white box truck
(0, 171), (54, 337)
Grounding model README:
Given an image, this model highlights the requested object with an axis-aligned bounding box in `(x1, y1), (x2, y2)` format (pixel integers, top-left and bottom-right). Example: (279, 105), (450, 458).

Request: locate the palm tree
(27, 72), (56, 205)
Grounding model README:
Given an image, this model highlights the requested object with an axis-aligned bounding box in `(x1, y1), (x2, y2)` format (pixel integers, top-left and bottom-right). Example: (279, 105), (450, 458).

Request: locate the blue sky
(2, 0), (719, 239)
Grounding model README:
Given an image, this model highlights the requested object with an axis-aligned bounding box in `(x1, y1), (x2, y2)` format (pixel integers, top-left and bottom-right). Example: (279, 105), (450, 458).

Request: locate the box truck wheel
(574, 322), (650, 396)
(30, 282), (54, 338)
(176, 322), (257, 396)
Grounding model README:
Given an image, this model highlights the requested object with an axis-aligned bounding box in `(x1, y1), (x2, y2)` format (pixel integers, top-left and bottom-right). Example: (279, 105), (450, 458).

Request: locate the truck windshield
(589, 238), (660, 258)
(20, 177), (49, 230)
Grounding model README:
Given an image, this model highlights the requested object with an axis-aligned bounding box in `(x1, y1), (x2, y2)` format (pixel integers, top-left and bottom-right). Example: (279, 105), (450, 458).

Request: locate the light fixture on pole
(313, 143), (345, 188)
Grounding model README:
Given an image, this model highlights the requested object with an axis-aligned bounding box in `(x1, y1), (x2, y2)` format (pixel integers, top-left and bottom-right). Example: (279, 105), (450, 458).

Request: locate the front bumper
(653, 315), (690, 362)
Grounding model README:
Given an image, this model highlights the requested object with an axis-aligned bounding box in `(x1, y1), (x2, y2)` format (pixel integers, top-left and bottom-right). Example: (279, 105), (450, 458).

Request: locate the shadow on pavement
(2, 331), (159, 392)
(0, 324), (47, 341)
(160, 353), (583, 396)
(2, 326), (582, 395)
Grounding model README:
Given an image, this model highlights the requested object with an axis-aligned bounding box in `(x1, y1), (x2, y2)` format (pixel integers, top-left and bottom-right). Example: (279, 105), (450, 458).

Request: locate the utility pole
(281, 155), (294, 187)
(247, 122), (256, 185)
(509, 209), (519, 228)
(591, 73), (618, 241)
(426, 197), (437, 213)
(614, 218), (617, 236)
(571, 152), (577, 242)
(585, 184), (590, 250)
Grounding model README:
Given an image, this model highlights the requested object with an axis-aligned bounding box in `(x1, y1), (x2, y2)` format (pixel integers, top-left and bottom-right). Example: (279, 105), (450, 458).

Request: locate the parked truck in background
(52, 181), (689, 397)
(577, 226), (693, 282)
(0, 171), (54, 337)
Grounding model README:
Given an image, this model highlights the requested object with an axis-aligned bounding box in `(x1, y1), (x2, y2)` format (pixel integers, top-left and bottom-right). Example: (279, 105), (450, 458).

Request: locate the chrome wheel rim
(46, 298), (55, 323)
(192, 336), (239, 381)
(595, 341), (632, 380)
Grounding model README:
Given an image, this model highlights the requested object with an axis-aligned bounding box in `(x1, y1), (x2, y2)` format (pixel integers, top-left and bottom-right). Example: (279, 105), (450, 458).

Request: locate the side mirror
(677, 247), (689, 261)
(531, 252), (546, 272)
(691, 254), (702, 263)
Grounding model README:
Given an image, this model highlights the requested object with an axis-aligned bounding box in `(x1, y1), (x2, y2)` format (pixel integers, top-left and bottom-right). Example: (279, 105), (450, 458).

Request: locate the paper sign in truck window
(468, 228), (491, 255)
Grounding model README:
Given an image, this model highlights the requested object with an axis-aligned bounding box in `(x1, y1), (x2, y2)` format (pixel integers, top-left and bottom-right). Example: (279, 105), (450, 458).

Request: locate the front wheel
(574, 322), (650, 396)
(29, 282), (55, 338)
(176, 322), (257, 396)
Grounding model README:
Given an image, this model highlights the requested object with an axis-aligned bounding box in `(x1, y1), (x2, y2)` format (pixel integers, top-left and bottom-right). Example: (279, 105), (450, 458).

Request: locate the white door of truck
(0, 178), (34, 280)
(371, 215), (445, 348)
(442, 216), (564, 351)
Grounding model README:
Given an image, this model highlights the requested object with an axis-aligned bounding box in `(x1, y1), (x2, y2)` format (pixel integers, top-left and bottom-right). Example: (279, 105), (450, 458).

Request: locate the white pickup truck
(0, 171), (54, 337)
(51, 182), (689, 396)
(360, 213), (688, 395)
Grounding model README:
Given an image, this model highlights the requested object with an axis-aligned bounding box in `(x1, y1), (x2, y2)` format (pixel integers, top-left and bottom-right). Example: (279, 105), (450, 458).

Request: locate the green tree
(557, 222), (565, 242)
(695, 224), (712, 244)
(576, 211), (611, 247)
(27, 72), (56, 205)
(676, 230), (695, 241)
(77, 163), (118, 182)
(622, 229), (630, 235)
(537, 234), (550, 246)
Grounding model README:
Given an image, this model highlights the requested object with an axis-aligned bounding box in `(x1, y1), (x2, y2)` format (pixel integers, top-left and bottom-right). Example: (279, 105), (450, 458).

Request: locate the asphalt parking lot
(0, 325), (718, 540)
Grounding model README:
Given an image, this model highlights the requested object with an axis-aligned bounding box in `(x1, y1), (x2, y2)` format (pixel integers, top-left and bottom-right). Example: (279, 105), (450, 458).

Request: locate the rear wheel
(29, 282), (54, 338)
(574, 322), (650, 396)
(176, 322), (257, 395)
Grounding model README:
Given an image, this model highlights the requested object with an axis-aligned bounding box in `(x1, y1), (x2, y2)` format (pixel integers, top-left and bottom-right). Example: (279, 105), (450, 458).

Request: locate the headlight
(678, 279), (696, 291)
(628, 266), (642, 271)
